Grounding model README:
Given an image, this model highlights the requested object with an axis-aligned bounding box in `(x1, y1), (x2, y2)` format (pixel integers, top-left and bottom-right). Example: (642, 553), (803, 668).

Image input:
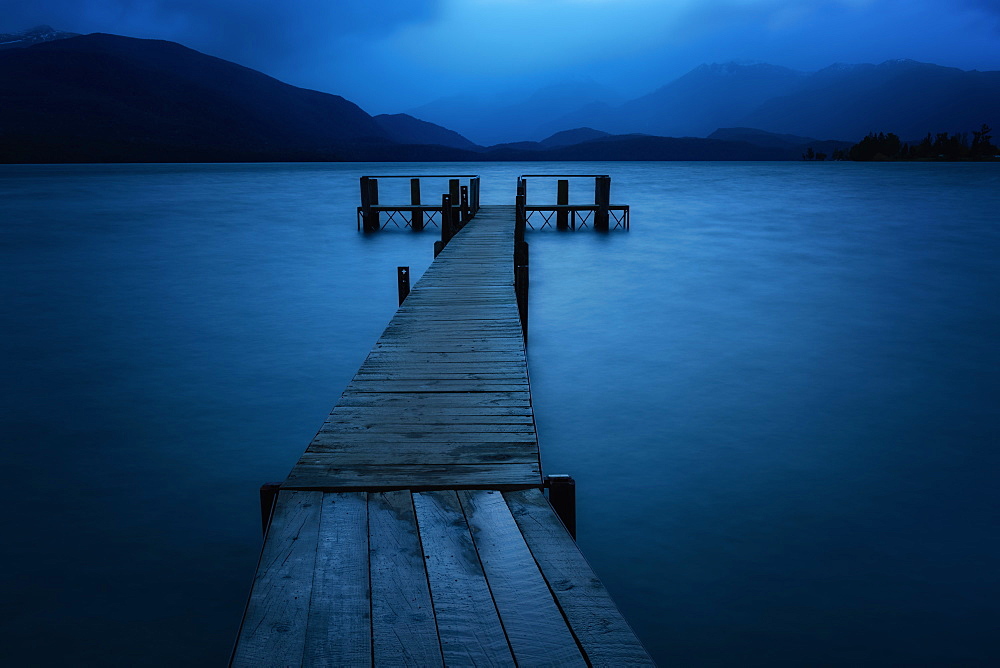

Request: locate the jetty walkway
(231, 204), (652, 665)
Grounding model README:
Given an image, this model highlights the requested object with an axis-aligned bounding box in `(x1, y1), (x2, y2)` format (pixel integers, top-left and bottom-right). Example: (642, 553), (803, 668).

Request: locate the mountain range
(413, 60), (1000, 145)
(0, 28), (997, 163)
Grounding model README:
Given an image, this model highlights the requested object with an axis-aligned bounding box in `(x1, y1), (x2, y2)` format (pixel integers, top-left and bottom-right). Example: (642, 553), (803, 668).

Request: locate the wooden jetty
(232, 201), (651, 666)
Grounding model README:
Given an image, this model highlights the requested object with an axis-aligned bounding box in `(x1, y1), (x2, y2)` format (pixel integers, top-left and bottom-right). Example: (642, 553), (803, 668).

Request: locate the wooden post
(410, 178), (422, 231)
(359, 176), (371, 231)
(460, 185), (469, 225)
(259, 482), (282, 537)
(545, 475), (577, 539)
(441, 193), (453, 245)
(515, 264), (528, 343)
(471, 177), (480, 214)
(360, 177), (380, 232)
(397, 266), (410, 305)
(366, 178), (381, 231)
(594, 175), (610, 232)
(515, 193), (526, 245)
(557, 179), (569, 230)
(449, 179), (461, 230)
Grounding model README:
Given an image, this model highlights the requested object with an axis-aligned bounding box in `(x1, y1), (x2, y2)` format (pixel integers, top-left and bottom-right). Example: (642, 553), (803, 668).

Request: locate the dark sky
(5, 0), (1000, 113)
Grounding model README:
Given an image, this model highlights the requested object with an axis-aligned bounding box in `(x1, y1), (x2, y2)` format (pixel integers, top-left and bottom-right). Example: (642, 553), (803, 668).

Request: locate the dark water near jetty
(2, 161), (997, 666)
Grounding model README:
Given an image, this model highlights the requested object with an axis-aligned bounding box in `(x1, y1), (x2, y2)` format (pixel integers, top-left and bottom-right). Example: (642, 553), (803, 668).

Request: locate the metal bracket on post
(544, 474), (577, 539)
(259, 482), (282, 537)
(397, 266), (410, 305)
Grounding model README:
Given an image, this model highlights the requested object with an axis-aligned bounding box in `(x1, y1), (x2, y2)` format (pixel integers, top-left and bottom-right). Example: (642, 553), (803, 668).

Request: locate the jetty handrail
(518, 174), (610, 178)
(362, 174), (481, 178)
(516, 174), (626, 231)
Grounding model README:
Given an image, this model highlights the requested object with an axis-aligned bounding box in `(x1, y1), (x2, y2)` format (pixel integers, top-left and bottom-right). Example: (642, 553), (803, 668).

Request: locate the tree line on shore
(803, 124), (998, 161)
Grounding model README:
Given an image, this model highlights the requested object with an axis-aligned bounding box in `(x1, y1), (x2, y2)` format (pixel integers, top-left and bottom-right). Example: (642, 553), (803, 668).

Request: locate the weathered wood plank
(300, 441), (538, 466)
(319, 422), (535, 434)
(352, 372), (528, 381)
(312, 431), (537, 443)
(303, 492), (370, 666)
(504, 489), (654, 665)
(232, 490), (322, 667)
(326, 406), (534, 419)
(346, 384), (530, 394)
(284, 463), (541, 490)
(413, 491), (514, 666)
(335, 392), (532, 408)
(369, 491), (443, 666)
(459, 490), (587, 666)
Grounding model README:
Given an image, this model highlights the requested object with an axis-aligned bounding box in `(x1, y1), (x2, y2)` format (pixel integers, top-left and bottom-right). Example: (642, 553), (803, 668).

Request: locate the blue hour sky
(4, 0), (1000, 113)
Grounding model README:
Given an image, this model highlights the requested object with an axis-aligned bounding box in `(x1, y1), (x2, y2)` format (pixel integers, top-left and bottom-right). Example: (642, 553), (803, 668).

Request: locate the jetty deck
(231, 205), (652, 665)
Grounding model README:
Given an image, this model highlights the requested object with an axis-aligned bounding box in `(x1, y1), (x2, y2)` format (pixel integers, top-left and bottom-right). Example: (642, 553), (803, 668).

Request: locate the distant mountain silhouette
(708, 127), (830, 148)
(539, 127), (611, 147)
(407, 80), (624, 145)
(0, 33), (392, 162)
(485, 133), (793, 161)
(597, 63), (806, 137)
(738, 60), (1000, 140)
(374, 113), (480, 150)
(523, 60), (1000, 142)
(708, 128), (852, 156)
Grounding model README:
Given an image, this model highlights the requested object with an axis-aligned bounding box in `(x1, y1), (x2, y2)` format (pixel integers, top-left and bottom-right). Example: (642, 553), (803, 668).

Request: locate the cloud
(1, 0), (442, 67)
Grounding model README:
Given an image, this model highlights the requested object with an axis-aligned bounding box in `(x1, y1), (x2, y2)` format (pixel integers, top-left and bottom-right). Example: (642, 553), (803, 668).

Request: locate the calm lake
(2, 161), (998, 666)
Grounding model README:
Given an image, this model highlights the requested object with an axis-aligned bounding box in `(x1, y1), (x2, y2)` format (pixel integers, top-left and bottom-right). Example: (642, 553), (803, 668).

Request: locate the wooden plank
(299, 442), (538, 466)
(361, 357), (527, 366)
(503, 489), (654, 665)
(284, 462), (541, 490)
(413, 491), (514, 666)
(346, 382), (530, 393)
(312, 431), (537, 443)
(335, 392), (532, 408)
(318, 423), (535, 434)
(303, 492), (370, 666)
(326, 406), (534, 419)
(232, 490), (322, 667)
(459, 490), (587, 666)
(369, 491), (444, 666)
(351, 374), (528, 382)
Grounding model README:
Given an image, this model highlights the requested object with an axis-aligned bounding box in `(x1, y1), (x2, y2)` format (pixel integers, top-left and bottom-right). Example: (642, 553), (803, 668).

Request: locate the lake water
(2, 161), (997, 666)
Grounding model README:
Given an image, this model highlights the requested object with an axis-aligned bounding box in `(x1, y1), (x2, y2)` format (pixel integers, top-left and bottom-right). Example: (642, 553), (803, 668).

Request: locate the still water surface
(2, 161), (997, 665)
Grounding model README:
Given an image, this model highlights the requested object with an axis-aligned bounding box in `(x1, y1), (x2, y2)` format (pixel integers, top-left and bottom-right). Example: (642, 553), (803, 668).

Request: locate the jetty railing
(516, 174), (629, 231)
(358, 175), (481, 232)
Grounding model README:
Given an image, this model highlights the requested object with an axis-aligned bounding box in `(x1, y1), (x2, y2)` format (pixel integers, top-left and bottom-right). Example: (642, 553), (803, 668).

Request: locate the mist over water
(2, 162), (997, 665)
